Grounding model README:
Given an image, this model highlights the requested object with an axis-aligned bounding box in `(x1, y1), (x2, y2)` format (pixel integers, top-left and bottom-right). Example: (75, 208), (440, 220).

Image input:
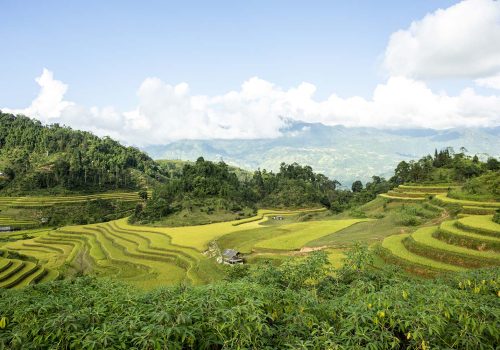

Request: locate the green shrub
(396, 213), (421, 226)
(349, 207), (367, 218)
(493, 210), (500, 224)
(0, 265), (498, 349)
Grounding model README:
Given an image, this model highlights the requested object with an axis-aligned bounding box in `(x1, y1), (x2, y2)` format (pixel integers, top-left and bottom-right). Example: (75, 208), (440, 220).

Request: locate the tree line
(392, 147), (499, 184)
(133, 157), (394, 223)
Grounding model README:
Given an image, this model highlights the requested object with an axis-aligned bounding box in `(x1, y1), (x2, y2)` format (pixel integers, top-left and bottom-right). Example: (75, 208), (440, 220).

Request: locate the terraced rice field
(0, 253), (58, 289)
(0, 197), (37, 229)
(0, 191), (147, 229)
(127, 209), (326, 251)
(379, 184), (499, 219)
(456, 215), (500, 238)
(0, 191), (146, 208)
(0, 215), (37, 228)
(382, 233), (464, 272)
(380, 212), (500, 274)
(379, 184), (454, 201)
(398, 185), (459, 192)
(461, 206), (497, 215)
(0, 208), (325, 289)
(434, 194), (500, 209)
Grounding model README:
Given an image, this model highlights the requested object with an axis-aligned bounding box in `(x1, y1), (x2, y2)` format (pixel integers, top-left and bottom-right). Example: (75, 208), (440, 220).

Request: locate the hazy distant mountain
(143, 121), (500, 186)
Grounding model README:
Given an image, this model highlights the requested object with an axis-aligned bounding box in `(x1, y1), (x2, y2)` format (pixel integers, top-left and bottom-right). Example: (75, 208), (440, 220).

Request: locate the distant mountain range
(143, 121), (500, 186)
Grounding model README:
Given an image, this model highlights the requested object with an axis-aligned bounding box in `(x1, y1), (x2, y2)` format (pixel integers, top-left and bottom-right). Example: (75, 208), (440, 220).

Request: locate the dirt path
(299, 245), (328, 253)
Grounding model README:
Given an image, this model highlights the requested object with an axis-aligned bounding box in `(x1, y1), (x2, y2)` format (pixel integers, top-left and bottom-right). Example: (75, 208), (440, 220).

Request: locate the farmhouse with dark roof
(221, 249), (243, 264)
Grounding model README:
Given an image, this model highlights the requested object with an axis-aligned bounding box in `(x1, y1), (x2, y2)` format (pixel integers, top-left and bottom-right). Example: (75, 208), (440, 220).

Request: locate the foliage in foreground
(0, 251), (498, 349)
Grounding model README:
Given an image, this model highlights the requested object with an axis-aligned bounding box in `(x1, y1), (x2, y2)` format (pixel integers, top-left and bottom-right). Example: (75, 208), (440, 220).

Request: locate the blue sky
(2, 0), (499, 145)
(2, 0), (457, 108)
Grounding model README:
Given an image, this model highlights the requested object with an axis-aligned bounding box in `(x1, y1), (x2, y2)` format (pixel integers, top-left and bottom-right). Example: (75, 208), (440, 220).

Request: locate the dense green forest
(1, 248), (498, 349)
(0, 112), (166, 194)
(132, 158), (394, 224)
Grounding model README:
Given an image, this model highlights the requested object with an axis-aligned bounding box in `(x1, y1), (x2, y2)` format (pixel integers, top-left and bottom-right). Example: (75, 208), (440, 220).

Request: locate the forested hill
(0, 112), (167, 195)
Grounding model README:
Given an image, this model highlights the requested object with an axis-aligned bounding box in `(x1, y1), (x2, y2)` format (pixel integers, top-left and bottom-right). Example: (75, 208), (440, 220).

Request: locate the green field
(379, 211), (500, 273)
(381, 233), (465, 272)
(0, 191), (146, 208)
(456, 215), (500, 238)
(405, 226), (500, 268)
(378, 184), (455, 201)
(438, 220), (500, 251)
(379, 193), (425, 201)
(0, 208), (326, 289)
(0, 255), (57, 289)
(434, 194), (500, 208)
(376, 183), (500, 273)
(124, 209), (326, 251)
(0, 191), (147, 230)
(254, 219), (371, 250)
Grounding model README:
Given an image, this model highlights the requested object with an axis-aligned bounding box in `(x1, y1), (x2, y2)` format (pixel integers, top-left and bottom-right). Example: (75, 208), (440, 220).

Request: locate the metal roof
(222, 249), (239, 257)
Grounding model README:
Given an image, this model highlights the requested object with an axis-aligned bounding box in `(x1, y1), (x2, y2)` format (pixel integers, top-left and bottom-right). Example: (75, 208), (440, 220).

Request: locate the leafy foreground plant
(0, 251), (498, 349)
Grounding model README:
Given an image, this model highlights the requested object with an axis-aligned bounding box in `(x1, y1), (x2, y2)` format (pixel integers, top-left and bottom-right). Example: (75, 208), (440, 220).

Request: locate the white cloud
(3, 69), (500, 146)
(5, 68), (74, 119)
(3, 2), (500, 145)
(384, 0), (500, 79)
(476, 74), (500, 90)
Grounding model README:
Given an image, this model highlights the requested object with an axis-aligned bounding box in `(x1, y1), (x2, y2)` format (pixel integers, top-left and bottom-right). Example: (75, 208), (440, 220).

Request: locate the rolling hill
(145, 121), (500, 185)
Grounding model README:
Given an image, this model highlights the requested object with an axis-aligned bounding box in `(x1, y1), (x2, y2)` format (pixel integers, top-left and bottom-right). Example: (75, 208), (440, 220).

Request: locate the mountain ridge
(144, 121), (500, 185)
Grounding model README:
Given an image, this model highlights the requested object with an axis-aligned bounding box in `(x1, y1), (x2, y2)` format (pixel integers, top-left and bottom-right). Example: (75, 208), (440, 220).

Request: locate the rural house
(221, 249), (243, 264)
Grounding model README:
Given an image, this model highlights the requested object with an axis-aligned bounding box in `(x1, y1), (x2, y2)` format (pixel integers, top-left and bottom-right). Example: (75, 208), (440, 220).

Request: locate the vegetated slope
(0, 248), (59, 289)
(378, 183), (500, 275)
(0, 112), (167, 195)
(133, 157), (393, 226)
(0, 208), (325, 288)
(0, 191), (149, 228)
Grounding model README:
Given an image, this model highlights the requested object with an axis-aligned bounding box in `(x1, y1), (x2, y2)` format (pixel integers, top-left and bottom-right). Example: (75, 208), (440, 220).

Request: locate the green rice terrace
(0, 208), (374, 289)
(0, 191), (148, 229)
(379, 184), (500, 275)
(1, 183), (499, 290)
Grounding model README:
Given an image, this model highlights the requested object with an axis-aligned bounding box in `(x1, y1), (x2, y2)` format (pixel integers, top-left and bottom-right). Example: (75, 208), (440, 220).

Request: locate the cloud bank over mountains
(4, 0), (500, 146)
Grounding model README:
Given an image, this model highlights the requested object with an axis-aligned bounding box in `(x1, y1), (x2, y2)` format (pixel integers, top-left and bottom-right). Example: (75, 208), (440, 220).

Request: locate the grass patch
(255, 219), (370, 251)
